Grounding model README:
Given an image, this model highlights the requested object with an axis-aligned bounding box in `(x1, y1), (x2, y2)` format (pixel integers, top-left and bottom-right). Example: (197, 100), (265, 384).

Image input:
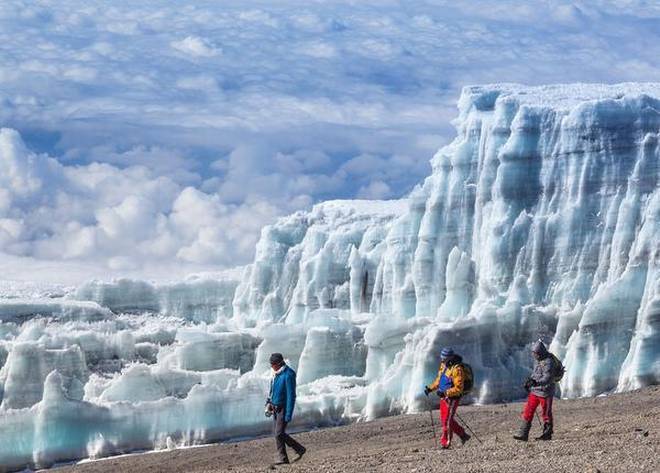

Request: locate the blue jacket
(270, 365), (297, 423)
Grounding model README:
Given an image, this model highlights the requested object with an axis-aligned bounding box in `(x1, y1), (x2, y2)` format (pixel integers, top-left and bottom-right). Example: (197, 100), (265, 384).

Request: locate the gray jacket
(529, 341), (556, 398)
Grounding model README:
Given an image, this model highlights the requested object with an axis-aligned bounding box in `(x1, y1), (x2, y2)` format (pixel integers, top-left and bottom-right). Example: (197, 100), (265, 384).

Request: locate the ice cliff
(0, 83), (658, 471)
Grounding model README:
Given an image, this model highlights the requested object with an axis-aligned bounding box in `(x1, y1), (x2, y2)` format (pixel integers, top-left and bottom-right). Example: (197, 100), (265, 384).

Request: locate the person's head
(269, 353), (285, 370)
(531, 340), (548, 361)
(440, 347), (455, 364)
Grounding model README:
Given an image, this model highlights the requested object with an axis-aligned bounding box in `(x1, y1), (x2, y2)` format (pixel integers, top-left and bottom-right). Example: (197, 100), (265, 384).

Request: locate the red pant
(522, 393), (553, 424)
(439, 397), (465, 447)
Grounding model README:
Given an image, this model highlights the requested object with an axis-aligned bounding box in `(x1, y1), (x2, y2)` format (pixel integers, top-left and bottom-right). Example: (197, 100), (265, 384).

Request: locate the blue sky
(0, 0), (659, 281)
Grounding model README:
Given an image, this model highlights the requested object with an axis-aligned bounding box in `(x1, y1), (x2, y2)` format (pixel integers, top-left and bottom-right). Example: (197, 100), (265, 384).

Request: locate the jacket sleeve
(427, 363), (444, 391)
(533, 359), (553, 386)
(445, 365), (464, 398)
(284, 372), (296, 422)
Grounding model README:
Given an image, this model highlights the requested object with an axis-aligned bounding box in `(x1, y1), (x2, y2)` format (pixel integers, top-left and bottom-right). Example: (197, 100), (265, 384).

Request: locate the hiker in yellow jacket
(424, 347), (470, 448)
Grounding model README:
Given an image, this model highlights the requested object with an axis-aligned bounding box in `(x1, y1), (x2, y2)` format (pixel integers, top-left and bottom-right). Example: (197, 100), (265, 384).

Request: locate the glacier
(0, 83), (659, 471)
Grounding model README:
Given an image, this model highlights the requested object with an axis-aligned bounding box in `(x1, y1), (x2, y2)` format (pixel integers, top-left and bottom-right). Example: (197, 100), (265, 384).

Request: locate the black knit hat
(269, 353), (285, 365)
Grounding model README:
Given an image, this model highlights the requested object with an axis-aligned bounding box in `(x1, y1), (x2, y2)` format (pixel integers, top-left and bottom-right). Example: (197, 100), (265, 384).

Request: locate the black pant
(274, 410), (304, 462)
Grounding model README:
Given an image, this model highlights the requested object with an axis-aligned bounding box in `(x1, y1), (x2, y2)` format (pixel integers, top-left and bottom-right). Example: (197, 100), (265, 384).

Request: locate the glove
(424, 386), (432, 396)
(523, 377), (536, 391)
(437, 390), (446, 398)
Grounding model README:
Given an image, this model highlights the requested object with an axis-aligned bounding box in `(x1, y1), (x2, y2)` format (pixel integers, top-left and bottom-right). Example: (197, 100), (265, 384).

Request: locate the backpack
(459, 363), (474, 394)
(550, 353), (565, 383)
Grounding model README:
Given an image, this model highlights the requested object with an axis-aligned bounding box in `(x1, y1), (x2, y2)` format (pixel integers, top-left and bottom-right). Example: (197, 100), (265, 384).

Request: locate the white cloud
(176, 75), (220, 93)
(0, 0), (658, 280)
(237, 9), (279, 27)
(171, 36), (221, 58)
(0, 128), (280, 273)
(298, 42), (337, 58)
(87, 145), (201, 185)
(357, 180), (391, 200)
(62, 65), (97, 82)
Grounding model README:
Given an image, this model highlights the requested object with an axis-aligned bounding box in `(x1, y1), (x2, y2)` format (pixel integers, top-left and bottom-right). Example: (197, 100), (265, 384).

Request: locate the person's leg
(514, 394), (539, 441)
(283, 431), (305, 456)
(448, 398), (466, 438)
(439, 398), (451, 448)
(274, 413), (289, 463)
(540, 396), (553, 424)
(522, 393), (540, 423)
(535, 396), (553, 440)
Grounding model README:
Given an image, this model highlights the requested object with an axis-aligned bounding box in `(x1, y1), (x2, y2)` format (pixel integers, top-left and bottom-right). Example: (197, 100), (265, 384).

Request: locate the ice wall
(368, 84), (660, 400)
(232, 200), (407, 327)
(74, 275), (239, 323)
(0, 83), (658, 471)
(234, 83), (659, 401)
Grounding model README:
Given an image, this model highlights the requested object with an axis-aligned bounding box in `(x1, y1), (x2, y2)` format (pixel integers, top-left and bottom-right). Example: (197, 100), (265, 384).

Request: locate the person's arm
(285, 372), (296, 423)
(533, 359), (553, 386)
(427, 364), (444, 391)
(445, 365), (464, 398)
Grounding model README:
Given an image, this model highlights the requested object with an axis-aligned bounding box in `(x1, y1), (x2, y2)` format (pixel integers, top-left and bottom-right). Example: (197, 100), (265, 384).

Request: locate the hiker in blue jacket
(266, 353), (306, 465)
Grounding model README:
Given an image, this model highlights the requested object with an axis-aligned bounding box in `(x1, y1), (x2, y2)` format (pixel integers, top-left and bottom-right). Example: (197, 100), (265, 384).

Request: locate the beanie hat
(269, 353), (285, 365)
(440, 347), (455, 360)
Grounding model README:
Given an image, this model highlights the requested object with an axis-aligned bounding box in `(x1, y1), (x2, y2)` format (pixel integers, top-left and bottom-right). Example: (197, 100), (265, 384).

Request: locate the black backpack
(459, 362), (474, 394)
(549, 353), (565, 382)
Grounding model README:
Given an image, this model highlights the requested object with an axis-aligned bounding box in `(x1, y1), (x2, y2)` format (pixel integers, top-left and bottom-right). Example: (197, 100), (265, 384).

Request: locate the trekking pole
(535, 411), (543, 428)
(454, 410), (483, 444)
(428, 407), (438, 445)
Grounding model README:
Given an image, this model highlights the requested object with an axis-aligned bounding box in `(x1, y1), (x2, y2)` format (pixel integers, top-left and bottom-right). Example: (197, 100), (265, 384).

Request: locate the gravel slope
(56, 386), (659, 473)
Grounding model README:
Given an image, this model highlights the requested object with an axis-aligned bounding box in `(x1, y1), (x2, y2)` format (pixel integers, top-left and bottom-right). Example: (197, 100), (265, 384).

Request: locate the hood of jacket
(532, 340), (548, 358)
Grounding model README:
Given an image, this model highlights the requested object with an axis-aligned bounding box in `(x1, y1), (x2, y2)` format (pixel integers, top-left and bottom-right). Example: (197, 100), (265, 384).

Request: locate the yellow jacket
(428, 362), (465, 398)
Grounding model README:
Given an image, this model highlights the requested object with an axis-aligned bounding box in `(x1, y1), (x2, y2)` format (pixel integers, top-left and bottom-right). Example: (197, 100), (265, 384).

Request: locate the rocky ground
(56, 386), (659, 473)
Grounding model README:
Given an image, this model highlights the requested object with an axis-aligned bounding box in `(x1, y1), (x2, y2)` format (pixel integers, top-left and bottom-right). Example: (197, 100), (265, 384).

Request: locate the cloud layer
(0, 0), (658, 280)
(0, 128), (277, 274)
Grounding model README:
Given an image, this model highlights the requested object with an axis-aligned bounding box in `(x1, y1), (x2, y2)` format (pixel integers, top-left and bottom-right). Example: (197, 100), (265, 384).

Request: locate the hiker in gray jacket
(513, 340), (562, 441)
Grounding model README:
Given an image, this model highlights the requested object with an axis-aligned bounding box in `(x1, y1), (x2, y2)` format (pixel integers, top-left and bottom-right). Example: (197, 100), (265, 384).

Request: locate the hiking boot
(513, 420), (531, 441)
(459, 432), (471, 445)
(293, 447), (306, 462)
(535, 422), (553, 441)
